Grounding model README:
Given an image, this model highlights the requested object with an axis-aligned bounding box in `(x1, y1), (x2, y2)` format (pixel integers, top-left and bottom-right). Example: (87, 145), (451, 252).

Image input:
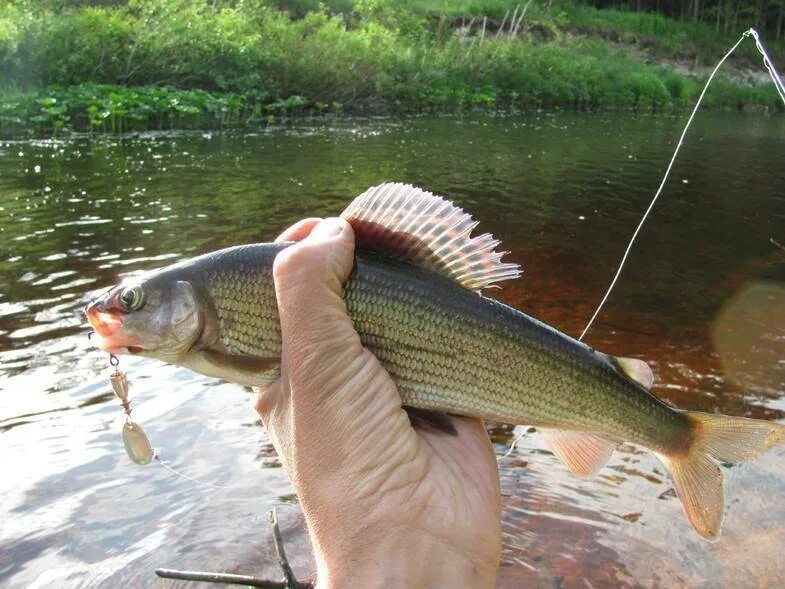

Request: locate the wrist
(311, 524), (499, 589)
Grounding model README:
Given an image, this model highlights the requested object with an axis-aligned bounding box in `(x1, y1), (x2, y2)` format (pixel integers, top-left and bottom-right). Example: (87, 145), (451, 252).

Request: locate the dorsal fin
(341, 183), (521, 291)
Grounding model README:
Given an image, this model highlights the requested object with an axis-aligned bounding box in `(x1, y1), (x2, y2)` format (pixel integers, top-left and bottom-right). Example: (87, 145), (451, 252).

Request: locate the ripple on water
(1, 114), (785, 587)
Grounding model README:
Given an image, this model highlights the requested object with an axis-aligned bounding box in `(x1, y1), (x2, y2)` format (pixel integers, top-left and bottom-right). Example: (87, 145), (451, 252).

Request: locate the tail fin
(654, 411), (785, 540)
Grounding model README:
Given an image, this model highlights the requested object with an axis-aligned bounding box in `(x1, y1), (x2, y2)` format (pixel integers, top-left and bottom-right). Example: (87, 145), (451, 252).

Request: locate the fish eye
(119, 286), (145, 312)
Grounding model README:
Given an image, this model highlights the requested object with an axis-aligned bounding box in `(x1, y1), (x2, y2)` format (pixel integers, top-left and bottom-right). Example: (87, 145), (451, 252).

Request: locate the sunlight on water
(713, 281), (785, 396)
(1, 113), (784, 587)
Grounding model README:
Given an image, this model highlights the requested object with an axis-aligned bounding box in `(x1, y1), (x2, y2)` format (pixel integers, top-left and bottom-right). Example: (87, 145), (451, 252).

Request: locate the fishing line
(501, 429), (528, 459)
(749, 29), (785, 104)
(153, 452), (233, 490)
(579, 28), (785, 342)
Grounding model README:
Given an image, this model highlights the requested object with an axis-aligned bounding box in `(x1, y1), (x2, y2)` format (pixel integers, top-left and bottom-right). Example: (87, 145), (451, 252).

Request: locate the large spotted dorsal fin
(341, 183), (521, 291)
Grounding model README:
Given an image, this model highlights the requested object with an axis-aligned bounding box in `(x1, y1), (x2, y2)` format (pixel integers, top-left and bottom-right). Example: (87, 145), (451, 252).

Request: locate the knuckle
(273, 242), (319, 283)
(253, 382), (281, 417)
(253, 392), (267, 416)
(275, 217), (322, 243)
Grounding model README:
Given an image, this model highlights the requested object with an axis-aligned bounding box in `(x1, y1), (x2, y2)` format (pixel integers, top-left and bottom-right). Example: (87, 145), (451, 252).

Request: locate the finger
(275, 218), (322, 243)
(272, 217), (414, 467)
(273, 217), (361, 383)
(253, 379), (283, 421)
(253, 379), (288, 458)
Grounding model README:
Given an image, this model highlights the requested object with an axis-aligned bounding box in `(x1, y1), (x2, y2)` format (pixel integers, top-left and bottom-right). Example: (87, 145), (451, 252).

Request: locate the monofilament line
(154, 452), (232, 489)
(579, 29), (785, 342)
(748, 29), (785, 104)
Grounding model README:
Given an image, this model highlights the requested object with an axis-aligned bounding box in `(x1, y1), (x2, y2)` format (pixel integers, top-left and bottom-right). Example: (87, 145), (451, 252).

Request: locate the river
(1, 112), (784, 587)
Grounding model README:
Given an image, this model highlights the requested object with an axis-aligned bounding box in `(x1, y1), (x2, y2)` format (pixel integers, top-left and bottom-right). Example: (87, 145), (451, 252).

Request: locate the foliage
(0, 0), (782, 136)
(558, 3), (783, 64)
(0, 84), (277, 136)
(580, 1), (785, 42)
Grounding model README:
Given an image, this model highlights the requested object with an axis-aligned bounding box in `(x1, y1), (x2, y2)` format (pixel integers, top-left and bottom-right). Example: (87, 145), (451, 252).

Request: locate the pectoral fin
(186, 349), (281, 388)
(540, 429), (617, 478)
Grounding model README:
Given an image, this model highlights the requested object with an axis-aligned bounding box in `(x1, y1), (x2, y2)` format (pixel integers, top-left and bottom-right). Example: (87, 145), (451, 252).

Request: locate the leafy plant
(0, 0), (781, 137)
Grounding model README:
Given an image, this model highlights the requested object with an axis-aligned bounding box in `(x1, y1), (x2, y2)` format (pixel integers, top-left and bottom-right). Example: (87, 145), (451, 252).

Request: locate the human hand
(254, 217), (501, 589)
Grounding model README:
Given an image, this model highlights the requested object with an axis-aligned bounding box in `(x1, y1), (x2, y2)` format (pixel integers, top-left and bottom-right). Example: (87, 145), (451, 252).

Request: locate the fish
(84, 182), (785, 539)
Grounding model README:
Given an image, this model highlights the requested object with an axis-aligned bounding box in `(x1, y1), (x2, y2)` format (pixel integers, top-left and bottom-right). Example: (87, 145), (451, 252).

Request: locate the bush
(0, 0), (780, 136)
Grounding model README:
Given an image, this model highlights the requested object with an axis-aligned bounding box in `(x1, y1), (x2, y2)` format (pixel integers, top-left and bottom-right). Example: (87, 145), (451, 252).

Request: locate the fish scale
(192, 243), (688, 451)
(322, 261), (671, 446)
(348, 253), (685, 446)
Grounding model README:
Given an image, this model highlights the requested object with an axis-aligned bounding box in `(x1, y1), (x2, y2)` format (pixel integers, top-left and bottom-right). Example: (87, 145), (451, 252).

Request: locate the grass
(0, 1), (781, 137)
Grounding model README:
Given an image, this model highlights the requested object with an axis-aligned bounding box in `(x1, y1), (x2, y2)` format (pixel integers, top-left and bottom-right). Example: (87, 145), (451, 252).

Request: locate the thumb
(268, 217), (418, 492)
(274, 216), (356, 297)
(272, 217), (364, 398)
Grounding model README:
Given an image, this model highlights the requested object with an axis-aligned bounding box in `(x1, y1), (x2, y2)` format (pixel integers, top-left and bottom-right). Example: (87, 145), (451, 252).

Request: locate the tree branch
(155, 507), (313, 588)
(154, 569), (289, 588)
(268, 507), (300, 588)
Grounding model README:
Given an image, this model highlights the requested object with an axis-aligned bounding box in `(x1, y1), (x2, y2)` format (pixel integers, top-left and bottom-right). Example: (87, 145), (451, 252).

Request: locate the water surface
(1, 113), (784, 587)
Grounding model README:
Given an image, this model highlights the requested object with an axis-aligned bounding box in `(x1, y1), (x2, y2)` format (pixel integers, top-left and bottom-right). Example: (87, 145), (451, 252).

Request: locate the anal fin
(540, 429), (617, 478)
(405, 407), (458, 436)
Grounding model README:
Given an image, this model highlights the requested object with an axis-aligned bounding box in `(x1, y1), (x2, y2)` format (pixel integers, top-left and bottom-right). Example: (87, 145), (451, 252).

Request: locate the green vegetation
(579, 1), (785, 42)
(0, 84), (318, 136)
(0, 1), (782, 136)
(563, 2), (785, 63)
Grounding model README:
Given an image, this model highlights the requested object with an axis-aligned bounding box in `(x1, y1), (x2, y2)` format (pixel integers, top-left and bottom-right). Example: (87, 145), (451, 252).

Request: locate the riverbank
(0, 1), (782, 136)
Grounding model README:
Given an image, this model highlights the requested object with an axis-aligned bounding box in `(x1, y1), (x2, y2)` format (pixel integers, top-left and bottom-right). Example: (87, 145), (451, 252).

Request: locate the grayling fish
(85, 183), (785, 539)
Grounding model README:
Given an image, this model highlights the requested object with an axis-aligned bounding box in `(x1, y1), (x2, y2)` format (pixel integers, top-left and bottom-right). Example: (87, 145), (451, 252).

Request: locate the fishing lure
(108, 353), (153, 465)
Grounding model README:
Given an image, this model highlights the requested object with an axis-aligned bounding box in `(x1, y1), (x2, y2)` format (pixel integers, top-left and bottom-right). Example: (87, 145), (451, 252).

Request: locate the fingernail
(311, 218), (344, 239)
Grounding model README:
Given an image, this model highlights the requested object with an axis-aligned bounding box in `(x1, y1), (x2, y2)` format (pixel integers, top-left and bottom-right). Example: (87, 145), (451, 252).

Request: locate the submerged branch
(268, 507), (300, 588)
(155, 507), (313, 588)
(154, 569), (289, 588)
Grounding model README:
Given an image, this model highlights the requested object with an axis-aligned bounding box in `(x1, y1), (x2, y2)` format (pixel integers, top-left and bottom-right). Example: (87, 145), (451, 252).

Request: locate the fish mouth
(84, 302), (143, 355)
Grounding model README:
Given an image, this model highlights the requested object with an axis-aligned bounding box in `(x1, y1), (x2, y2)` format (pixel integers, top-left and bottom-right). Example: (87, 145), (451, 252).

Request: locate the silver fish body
(129, 242), (686, 453)
(84, 183), (785, 539)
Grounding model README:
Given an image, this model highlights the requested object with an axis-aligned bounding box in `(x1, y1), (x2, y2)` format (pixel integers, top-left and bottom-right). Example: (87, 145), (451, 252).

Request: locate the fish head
(84, 275), (203, 362)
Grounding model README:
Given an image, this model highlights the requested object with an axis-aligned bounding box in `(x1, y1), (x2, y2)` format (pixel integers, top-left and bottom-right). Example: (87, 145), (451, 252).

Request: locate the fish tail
(654, 411), (785, 540)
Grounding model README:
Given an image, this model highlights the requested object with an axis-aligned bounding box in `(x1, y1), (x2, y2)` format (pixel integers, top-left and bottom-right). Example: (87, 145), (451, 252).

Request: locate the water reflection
(1, 113), (784, 587)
